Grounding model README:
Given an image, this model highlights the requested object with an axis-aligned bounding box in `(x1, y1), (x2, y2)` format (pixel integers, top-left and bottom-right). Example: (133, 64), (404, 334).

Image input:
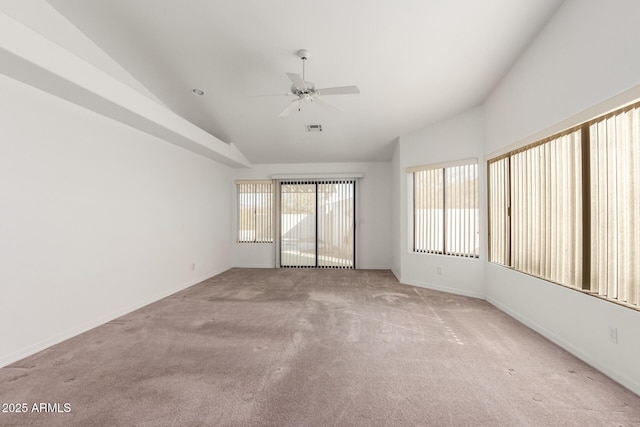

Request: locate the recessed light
(192, 88), (205, 96)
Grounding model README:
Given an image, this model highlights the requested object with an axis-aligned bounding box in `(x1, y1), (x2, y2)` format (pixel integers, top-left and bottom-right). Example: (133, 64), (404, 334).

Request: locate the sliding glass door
(317, 182), (355, 267)
(281, 183), (317, 267)
(280, 180), (355, 268)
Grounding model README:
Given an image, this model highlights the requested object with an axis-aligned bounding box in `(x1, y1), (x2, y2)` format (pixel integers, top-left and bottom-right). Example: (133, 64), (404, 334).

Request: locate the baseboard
(231, 265), (391, 270)
(391, 269), (401, 282)
(232, 264), (275, 269)
(399, 278), (485, 300)
(486, 296), (640, 397)
(0, 265), (232, 368)
(357, 265), (391, 270)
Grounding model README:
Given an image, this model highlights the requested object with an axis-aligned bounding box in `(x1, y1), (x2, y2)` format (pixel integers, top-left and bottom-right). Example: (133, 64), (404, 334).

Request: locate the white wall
(0, 73), (233, 367)
(485, 0), (640, 152)
(392, 107), (486, 298)
(483, 0), (640, 395)
(233, 162), (392, 270)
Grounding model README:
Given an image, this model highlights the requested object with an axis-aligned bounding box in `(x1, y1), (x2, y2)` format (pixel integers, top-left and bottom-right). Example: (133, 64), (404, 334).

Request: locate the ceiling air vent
(306, 124), (323, 132)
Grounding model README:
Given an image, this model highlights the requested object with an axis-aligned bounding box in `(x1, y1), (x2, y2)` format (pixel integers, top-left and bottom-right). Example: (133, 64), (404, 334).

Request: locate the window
(410, 159), (478, 258)
(589, 105), (640, 307)
(488, 100), (640, 310)
(510, 129), (583, 287)
(488, 158), (509, 265)
(236, 181), (273, 243)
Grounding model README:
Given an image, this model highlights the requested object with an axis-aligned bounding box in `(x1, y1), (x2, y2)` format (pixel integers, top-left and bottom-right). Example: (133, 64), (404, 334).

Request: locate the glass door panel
(280, 180), (355, 268)
(317, 181), (354, 268)
(280, 183), (317, 267)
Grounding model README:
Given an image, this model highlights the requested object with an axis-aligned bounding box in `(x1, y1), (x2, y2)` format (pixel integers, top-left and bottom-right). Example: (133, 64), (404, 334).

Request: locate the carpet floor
(1, 268), (639, 426)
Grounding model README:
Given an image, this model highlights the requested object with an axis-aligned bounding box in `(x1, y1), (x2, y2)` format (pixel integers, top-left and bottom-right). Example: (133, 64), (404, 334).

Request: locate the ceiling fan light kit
(278, 49), (360, 118)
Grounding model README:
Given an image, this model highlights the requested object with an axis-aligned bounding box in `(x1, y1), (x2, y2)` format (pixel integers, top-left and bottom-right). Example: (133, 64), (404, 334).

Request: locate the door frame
(275, 179), (357, 269)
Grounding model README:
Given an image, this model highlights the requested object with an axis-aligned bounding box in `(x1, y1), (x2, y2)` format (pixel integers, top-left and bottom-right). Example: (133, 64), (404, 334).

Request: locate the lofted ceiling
(46, 0), (564, 164)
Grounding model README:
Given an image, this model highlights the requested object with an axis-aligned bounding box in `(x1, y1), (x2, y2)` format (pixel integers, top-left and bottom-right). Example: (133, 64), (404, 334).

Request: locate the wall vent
(306, 124), (323, 132)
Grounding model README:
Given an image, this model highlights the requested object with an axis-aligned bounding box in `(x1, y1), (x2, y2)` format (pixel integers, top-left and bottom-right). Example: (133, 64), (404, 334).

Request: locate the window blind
(317, 181), (355, 268)
(412, 160), (478, 258)
(488, 158), (510, 265)
(236, 181), (273, 243)
(487, 100), (640, 311)
(445, 163), (478, 257)
(279, 180), (355, 268)
(590, 104), (640, 307)
(510, 130), (583, 287)
(413, 168), (444, 254)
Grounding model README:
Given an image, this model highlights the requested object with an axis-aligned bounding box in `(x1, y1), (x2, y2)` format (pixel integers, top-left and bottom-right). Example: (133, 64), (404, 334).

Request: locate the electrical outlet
(436, 266), (443, 275)
(608, 327), (618, 344)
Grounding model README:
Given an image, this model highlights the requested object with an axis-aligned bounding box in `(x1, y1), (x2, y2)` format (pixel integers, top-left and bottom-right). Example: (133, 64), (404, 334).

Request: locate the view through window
(236, 181), (273, 243)
(410, 160), (479, 258)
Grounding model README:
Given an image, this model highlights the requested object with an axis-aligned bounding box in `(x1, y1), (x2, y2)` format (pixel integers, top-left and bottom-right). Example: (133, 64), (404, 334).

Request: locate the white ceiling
(46, 0), (564, 164)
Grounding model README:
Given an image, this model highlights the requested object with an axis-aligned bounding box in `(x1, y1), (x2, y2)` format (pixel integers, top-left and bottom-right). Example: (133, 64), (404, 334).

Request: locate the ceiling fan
(278, 49), (360, 117)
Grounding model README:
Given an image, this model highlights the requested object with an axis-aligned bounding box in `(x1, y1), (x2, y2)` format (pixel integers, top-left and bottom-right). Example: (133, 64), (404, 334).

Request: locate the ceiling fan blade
(286, 73), (306, 90)
(278, 99), (301, 117)
(316, 85), (360, 95)
(314, 97), (343, 114)
(248, 93), (293, 98)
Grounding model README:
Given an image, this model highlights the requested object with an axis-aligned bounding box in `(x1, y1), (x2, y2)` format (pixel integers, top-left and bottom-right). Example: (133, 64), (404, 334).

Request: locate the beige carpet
(1, 268), (639, 426)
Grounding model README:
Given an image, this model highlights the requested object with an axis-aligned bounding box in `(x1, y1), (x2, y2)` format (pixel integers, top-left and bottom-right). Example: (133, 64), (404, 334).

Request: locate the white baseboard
(357, 265), (391, 270)
(232, 264), (275, 269)
(0, 265), (232, 368)
(231, 265), (391, 270)
(486, 296), (640, 397)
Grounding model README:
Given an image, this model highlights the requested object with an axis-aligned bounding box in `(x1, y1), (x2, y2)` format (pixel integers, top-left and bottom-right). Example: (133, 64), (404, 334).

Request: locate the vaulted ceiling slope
(47, 0), (564, 164)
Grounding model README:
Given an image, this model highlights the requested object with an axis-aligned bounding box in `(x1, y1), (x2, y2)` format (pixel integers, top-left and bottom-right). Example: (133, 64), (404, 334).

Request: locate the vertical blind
(317, 181), (355, 268)
(488, 158), (509, 265)
(590, 105), (640, 307)
(445, 163), (478, 257)
(280, 180), (355, 268)
(412, 161), (478, 258)
(510, 131), (582, 287)
(413, 169), (444, 254)
(236, 181), (273, 243)
(280, 182), (317, 267)
(488, 100), (640, 310)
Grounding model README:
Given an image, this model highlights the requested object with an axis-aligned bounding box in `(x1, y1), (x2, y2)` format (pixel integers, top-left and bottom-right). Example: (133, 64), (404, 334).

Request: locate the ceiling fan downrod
(297, 49), (310, 84)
